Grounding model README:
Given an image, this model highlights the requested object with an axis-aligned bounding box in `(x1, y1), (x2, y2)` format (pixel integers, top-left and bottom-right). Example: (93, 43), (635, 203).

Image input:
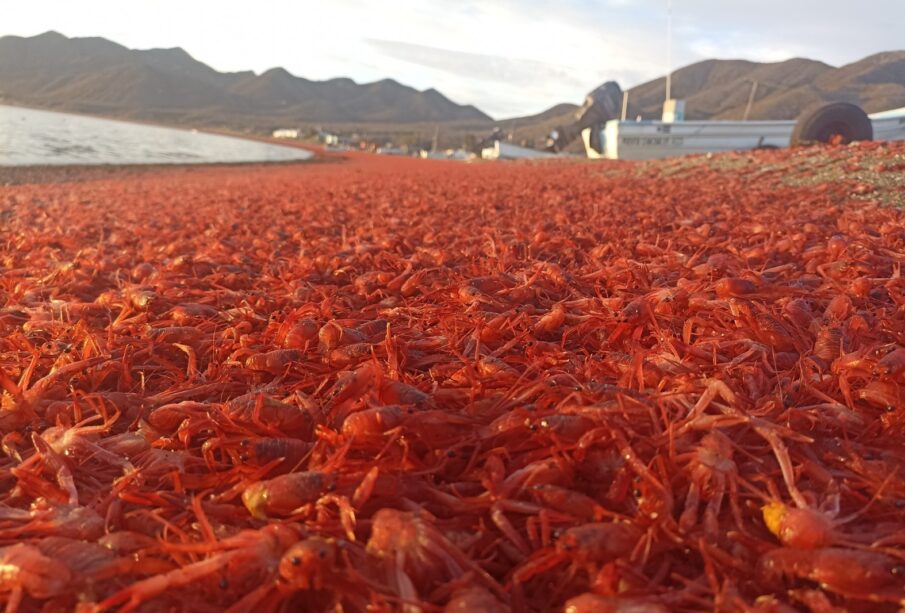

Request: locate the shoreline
(0, 99), (318, 145)
(0, 155), (351, 186)
(3, 128), (904, 204)
(0, 100), (330, 169)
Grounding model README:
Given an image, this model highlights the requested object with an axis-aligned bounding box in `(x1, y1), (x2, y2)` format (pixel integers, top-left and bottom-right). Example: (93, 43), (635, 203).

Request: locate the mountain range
(1, 31), (904, 146)
(0, 31), (490, 125)
(620, 53), (905, 120)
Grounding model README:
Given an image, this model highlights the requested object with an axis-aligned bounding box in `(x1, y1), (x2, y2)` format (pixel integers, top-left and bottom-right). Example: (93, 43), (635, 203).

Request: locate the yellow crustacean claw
(762, 501), (787, 538)
(242, 483), (270, 519)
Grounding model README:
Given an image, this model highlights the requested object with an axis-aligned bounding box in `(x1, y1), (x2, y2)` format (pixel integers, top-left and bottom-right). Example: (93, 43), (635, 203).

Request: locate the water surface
(0, 105), (312, 166)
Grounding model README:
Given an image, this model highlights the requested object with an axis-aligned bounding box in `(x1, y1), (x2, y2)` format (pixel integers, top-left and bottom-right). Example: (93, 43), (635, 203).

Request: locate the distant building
(481, 141), (556, 161)
(272, 128), (300, 139)
(376, 146), (406, 156)
(420, 149), (474, 161)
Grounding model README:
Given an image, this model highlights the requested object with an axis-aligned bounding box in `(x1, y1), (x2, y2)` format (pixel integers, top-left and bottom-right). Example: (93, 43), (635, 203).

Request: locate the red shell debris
(1, 142), (905, 611)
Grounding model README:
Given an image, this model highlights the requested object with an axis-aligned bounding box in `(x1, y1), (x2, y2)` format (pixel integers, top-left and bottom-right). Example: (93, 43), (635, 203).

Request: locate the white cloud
(1, 0), (903, 118)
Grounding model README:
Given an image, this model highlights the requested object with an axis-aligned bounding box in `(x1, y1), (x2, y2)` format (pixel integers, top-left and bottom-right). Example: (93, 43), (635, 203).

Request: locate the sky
(3, 0), (904, 118)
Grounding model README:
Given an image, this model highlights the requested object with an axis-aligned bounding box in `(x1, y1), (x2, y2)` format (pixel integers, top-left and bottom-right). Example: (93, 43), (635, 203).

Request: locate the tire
(791, 102), (873, 145)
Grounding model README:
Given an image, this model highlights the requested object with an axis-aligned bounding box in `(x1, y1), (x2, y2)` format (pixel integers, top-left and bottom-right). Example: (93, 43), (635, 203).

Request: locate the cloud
(367, 39), (586, 88)
(667, 0), (904, 66)
(365, 37), (658, 118)
(365, 39), (598, 116)
(368, 39), (584, 117)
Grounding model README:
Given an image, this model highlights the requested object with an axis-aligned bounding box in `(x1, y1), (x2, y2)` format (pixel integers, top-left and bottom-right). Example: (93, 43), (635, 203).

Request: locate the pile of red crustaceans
(2, 142), (905, 612)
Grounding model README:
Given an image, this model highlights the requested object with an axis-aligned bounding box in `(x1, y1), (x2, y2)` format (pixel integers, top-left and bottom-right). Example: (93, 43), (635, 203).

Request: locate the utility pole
(665, 0), (673, 102)
(621, 90), (629, 121)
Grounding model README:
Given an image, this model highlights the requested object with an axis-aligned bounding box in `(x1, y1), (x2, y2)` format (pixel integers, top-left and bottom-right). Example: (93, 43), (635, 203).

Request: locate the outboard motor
(475, 127), (506, 153)
(548, 81), (622, 153)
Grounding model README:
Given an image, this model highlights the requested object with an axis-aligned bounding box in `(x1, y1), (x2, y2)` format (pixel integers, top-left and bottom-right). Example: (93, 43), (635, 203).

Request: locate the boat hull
(584, 107), (905, 160)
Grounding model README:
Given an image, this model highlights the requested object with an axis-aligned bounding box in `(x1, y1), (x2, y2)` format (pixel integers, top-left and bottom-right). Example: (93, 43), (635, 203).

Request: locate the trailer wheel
(791, 102), (873, 145)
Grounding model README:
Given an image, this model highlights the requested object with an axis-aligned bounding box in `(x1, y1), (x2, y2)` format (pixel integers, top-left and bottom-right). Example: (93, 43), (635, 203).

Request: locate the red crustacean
(366, 507), (505, 604)
(759, 547), (905, 603)
(0, 544), (71, 606)
(241, 470), (336, 518)
(1, 140), (905, 611)
(244, 348), (303, 374)
(223, 535), (372, 611)
(97, 524), (301, 611)
(512, 522), (642, 586)
(0, 536), (175, 611)
(563, 593), (668, 613)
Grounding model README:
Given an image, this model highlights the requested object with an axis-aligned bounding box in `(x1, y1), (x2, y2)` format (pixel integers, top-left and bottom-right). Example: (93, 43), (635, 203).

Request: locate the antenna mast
(666, 0), (673, 102)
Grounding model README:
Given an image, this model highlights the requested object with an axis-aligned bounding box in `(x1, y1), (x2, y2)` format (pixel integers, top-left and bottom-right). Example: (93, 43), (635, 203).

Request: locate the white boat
(481, 141), (557, 160)
(421, 149), (474, 161)
(583, 105), (905, 161)
(572, 0), (905, 161)
(870, 106), (905, 142)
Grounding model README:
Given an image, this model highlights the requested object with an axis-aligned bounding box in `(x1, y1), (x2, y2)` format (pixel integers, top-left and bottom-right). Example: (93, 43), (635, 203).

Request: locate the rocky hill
(628, 53), (905, 120)
(0, 31), (490, 125)
(2, 31), (903, 149)
(534, 52), (905, 142)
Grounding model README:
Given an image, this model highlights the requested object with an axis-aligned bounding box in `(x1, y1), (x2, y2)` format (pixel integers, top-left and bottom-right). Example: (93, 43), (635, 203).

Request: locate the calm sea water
(0, 105), (313, 166)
